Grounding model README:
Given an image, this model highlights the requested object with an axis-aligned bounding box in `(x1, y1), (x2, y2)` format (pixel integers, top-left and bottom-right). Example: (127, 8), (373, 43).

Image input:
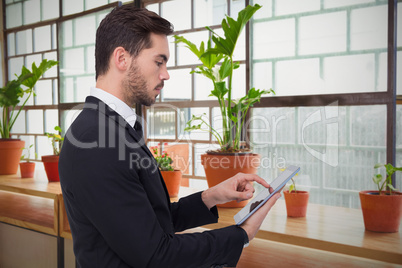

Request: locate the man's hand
(201, 173), (270, 210)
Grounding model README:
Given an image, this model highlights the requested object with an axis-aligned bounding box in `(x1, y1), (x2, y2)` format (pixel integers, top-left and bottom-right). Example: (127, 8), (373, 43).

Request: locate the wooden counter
(204, 201), (402, 265)
(1, 176), (401, 266)
(0, 174), (61, 236)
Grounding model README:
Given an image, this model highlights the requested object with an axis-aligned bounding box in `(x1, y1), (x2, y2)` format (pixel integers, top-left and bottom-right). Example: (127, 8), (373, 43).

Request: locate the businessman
(59, 4), (280, 268)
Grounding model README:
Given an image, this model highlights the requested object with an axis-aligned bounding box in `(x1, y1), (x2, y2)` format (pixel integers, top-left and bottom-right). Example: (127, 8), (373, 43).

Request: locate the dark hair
(95, 5), (174, 79)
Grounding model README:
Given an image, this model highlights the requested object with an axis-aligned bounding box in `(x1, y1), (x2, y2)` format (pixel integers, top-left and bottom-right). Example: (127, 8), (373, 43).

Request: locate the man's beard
(122, 63), (161, 107)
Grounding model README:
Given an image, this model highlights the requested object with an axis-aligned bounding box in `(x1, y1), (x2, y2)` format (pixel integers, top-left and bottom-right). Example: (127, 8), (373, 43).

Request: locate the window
(144, 0), (401, 208)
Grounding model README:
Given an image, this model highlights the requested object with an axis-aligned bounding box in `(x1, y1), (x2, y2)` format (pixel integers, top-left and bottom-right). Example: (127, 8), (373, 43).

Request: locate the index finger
(242, 173), (270, 189)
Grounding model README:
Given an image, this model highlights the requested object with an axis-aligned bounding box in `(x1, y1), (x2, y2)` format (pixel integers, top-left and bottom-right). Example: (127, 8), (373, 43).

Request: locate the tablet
(234, 165), (300, 225)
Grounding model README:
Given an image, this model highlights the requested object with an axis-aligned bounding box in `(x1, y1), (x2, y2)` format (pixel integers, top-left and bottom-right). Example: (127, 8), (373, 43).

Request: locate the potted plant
(42, 126), (63, 182)
(19, 144), (37, 178)
(283, 174), (309, 217)
(359, 163), (402, 232)
(0, 59), (58, 175)
(174, 4), (274, 207)
(151, 146), (182, 198)
(151, 142), (190, 186)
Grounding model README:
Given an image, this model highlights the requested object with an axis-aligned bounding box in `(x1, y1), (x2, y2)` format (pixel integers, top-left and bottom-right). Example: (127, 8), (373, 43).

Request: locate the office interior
(0, 0), (401, 267)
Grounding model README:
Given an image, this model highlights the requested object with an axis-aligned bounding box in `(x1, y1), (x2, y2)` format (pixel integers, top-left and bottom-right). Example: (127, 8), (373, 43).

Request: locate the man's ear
(112, 47), (130, 72)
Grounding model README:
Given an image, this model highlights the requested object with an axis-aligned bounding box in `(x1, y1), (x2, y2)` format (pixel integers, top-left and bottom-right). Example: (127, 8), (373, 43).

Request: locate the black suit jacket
(59, 96), (245, 268)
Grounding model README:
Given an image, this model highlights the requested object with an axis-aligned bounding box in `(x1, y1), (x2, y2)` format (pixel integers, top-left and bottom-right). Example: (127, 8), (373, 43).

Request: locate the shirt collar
(90, 87), (137, 128)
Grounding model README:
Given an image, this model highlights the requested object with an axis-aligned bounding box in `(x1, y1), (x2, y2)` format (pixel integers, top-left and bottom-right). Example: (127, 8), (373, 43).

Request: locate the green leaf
(20, 59), (58, 90)
(205, 4), (262, 57)
(289, 184), (295, 193)
(387, 183), (397, 191)
(372, 174), (383, 185)
(373, 163), (383, 169)
(209, 82), (228, 99)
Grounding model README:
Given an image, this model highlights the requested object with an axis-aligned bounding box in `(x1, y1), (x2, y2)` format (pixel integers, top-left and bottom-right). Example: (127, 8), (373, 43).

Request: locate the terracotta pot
(42, 155), (60, 182)
(359, 190), (402, 233)
(19, 162), (35, 178)
(283, 190), (309, 217)
(201, 153), (260, 208)
(160, 170), (182, 198)
(164, 144), (190, 186)
(151, 143), (190, 187)
(0, 139), (25, 175)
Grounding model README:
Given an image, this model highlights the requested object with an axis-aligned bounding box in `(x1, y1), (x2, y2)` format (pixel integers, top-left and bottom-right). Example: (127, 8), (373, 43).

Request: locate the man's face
(122, 33), (170, 106)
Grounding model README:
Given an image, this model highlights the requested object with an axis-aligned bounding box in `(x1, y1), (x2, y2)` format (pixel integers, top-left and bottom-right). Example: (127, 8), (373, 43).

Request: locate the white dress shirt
(90, 87), (137, 128)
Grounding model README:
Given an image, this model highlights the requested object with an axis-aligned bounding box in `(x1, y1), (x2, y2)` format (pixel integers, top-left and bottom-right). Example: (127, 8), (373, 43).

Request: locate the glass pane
(44, 109), (59, 134)
(8, 57), (24, 81)
(16, 29), (33, 55)
(350, 106), (386, 146)
(34, 25), (51, 52)
(253, 18), (295, 59)
(6, 3), (22, 29)
(42, 0), (59, 21)
(230, 0), (245, 17)
(43, 52), (58, 78)
(12, 110), (26, 134)
(276, 0), (320, 16)
(61, 77), (75, 103)
(350, 6), (387, 50)
(37, 135), (53, 158)
(86, 46), (96, 74)
(27, 110), (44, 134)
(325, 0), (374, 9)
(163, 69), (192, 101)
(63, 0), (84, 16)
(194, 73), (215, 101)
(61, 20), (73, 48)
(299, 12), (347, 55)
(61, 48), (85, 75)
(252, 61), (273, 93)
(53, 79), (59, 104)
(231, 64), (246, 99)
(7, 33), (15, 56)
(324, 54), (376, 93)
(25, 54), (42, 71)
(251, 0), (272, 19)
(233, 29), (246, 61)
(250, 105), (387, 209)
(85, 0), (108, 10)
(176, 31), (209, 66)
(147, 107), (176, 139)
(194, 0), (227, 28)
(167, 35), (175, 68)
(35, 80), (53, 105)
(23, 0), (40, 25)
(161, 0), (191, 31)
(75, 76), (93, 102)
(74, 16), (97, 46)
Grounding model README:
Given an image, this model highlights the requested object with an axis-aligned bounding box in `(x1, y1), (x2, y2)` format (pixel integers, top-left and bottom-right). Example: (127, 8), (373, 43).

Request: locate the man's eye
(156, 61), (163, 66)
